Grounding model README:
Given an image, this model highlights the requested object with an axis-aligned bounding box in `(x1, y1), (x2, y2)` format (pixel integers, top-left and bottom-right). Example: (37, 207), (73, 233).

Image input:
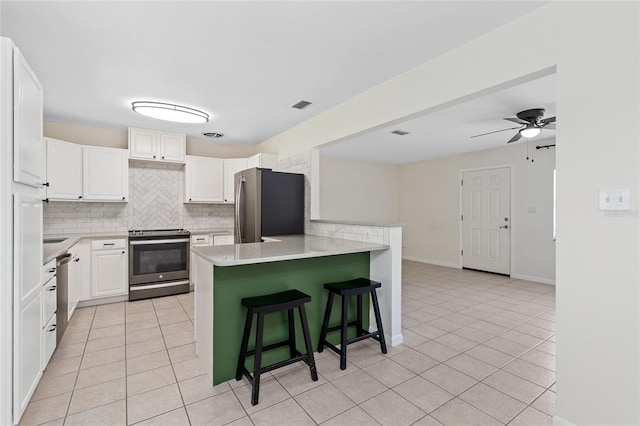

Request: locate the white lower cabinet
(190, 234), (213, 286)
(91, 239), (128, 298)
(41, 258), (57, 369)
(17, 292), (42, 416)
(42, 315), (57, 369)
(67, 243), (81, 320)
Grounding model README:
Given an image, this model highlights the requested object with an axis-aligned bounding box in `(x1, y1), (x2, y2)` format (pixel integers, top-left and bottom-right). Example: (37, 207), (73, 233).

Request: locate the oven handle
(130, 280), (190, 290)
(129, 238), (190, 245)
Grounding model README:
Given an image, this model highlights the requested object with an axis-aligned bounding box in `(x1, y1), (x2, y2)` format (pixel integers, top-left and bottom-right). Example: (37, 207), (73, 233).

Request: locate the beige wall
(255, 3), (640, 424)
(399, 140), (556, 283)
(44, 121), (255, 158)
(319, 154), (399, 223)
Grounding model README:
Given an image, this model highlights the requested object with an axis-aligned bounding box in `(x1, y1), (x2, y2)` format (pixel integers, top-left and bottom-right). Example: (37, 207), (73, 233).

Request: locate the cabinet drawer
(42, 276), (57, 327)
(191, 234), (212, 246)
(213, 235), (234, 246)
(42, 258), (56, 284)
(42, 314), (57, 369)
(91, 239), (126, 250)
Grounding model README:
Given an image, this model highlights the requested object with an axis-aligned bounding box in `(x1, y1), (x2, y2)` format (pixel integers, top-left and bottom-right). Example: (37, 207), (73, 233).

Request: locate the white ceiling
(320, 73), (556, 164)
(1, 1), (547, 146)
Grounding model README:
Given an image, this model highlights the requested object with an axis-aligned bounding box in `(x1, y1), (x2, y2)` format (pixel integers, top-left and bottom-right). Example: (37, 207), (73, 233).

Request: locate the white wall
(399, 140), (556, 283)
(257, 3), (640, 424)
(319, 154), (399, 223)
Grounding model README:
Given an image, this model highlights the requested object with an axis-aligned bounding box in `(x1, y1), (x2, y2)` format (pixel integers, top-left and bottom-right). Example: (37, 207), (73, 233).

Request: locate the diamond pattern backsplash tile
(130, 162), (182, 229)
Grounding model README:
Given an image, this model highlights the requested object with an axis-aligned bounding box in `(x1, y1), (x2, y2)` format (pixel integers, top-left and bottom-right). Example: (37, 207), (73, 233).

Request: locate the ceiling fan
(471, 108), (556, 143)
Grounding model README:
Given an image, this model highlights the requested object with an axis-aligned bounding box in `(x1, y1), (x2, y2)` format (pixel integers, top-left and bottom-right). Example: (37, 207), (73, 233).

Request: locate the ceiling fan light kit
(471, 107), (556, 144)
(132, 101), (209, 123)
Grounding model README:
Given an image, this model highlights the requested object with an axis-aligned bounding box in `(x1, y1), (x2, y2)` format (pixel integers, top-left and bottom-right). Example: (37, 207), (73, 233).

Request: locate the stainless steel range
(128, 229), (191, 301)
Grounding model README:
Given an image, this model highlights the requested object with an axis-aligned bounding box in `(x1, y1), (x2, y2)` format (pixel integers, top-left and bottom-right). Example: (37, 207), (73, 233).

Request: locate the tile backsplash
(44, 161), (233, 235)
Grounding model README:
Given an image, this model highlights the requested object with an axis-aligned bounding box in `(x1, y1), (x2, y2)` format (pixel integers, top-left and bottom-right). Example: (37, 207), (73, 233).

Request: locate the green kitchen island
(191, 234), (402, 385)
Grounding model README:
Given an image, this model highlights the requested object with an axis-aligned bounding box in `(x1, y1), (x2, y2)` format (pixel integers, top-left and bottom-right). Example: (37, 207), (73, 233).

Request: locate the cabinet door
(13, 46), (44, 187)
(13, 193), (43, 419)
(67, 255), (81, 320)
(45, 138), (83, 200)
(158, 132), (186, 162)
(83, 147), (128, 201)
(91, 249), (128, 298)
(128, 128), (157, 160)
(16, 291), (42, 417)
(223, 158), (248, 203)
(185, 156), (223, 202)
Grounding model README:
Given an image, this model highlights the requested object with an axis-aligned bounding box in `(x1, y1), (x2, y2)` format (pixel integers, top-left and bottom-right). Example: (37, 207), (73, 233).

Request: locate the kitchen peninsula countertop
(191, 234), (389, 267)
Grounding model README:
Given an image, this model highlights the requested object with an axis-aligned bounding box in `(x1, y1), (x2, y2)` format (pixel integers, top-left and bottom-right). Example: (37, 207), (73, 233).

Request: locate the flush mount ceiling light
(131, 101), (209, 123)
(519, 125), (541, 138)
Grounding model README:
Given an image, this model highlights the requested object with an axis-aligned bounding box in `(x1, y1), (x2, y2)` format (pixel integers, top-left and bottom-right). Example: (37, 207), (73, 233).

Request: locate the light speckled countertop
(191, 234), (388, 267)
(43, 228), (233, 264)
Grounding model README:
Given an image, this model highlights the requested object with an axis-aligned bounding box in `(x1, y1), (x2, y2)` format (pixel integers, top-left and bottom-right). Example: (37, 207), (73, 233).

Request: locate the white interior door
(462, 167), (511, 275)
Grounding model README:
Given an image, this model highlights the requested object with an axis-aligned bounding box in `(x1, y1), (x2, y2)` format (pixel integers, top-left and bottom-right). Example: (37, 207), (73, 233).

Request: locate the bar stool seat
(318, 278), (387, 370)
(236, 289), (318, 405)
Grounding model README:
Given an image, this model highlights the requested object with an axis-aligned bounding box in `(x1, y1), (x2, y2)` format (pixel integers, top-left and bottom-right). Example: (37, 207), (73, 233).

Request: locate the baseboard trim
(402, 256), (461, 269)
(511, 274), (556, 286)
(553, 415), (575, 426)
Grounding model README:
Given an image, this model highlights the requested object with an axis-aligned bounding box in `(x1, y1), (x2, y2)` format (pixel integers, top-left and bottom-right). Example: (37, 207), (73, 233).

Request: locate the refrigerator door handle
(235, 176), (245, 243)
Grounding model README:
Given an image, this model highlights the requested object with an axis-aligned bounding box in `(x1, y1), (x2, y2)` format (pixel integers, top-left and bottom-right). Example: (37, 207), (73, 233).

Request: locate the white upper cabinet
(158, 132), (186, 162)
(246, 153), (278, 171)
(223, 158), (248, 203)
(45, 138), (83, 200)
(82, 146), (128, 201)
(13, 46), (44, 187)
(129, 127), (185, 163)
(185, 155), (223, 203)
(45, 139), (128, 202)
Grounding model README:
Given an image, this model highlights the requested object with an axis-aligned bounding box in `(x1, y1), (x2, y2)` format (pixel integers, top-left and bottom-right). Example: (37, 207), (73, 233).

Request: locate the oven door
(129, 238), (190, 285)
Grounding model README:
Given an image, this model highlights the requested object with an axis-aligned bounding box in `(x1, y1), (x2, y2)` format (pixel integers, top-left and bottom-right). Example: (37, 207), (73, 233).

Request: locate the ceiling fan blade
(507, 132), (523, 143)
(470, 126), (522, 139)
(504, 117), (528, 125)
(541, 123), (556, 131)
(541, 116), (556, 125)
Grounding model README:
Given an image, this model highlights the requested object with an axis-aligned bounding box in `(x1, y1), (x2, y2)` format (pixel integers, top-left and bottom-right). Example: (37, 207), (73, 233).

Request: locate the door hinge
(461, 250), (464, 256)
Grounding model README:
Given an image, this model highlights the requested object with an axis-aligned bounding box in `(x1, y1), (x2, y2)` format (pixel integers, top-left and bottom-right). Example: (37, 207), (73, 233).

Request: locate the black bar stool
(318, 278), (387, 370)
(236, 289), (318, 405)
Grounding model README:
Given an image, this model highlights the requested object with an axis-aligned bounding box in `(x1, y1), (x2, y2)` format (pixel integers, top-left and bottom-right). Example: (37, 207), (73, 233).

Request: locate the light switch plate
(599, 188), (631, 211)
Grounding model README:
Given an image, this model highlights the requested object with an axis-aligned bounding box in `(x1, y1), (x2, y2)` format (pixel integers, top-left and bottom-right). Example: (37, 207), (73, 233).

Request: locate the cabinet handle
(78, 196), (82, 199)
(153, 155), (156, 159)
(103, 243), (115, 246)
(42, 182), (49, 187)
(196, 238), (205, 241)
(47, 268), (56, 273)
(47, 325), (56, 332)
(48, 286), (56, 291)
(44, 198), (49, 203)
(122, 197), (126, 200)
(74, 258), (80, 262)
(162, 156), (165, 159)
(189, 198), (192, 201)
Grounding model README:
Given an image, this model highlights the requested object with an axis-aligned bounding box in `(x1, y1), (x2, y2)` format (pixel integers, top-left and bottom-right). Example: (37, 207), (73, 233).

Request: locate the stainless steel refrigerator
(234, 168), (304, 243)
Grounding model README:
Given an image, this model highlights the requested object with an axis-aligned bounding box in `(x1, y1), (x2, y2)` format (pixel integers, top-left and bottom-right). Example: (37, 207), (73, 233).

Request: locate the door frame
(458, 164), (515, 275)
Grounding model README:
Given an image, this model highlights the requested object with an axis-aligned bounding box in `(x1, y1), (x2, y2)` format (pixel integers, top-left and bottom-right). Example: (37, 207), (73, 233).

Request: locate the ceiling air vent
(391, 130), (410, 136)
(202, 132), (224, 139)
(291, 100), (312, 110)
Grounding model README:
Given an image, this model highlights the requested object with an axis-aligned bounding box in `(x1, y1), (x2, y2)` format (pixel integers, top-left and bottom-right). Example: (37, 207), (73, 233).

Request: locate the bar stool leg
(287, 309), (296, 358)
(370, 290), (388, 354)
(251, 312), (265, 405)
(298, 304), (318, 381)
(340, 294), (348, 370)
(318, 292), (334, 352)
(236, 309), (253, 381)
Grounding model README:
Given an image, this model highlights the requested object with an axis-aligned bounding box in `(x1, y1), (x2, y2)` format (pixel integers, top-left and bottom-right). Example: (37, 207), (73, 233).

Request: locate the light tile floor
(20, 261), (556, 425)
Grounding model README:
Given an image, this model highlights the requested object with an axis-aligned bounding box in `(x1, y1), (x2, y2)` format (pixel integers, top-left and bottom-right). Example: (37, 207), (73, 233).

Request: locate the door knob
(500, 225), (509, 229)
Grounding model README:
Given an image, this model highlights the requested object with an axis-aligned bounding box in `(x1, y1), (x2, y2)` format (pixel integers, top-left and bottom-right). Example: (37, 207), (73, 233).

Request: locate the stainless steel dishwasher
(56, 252), (73, 344)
